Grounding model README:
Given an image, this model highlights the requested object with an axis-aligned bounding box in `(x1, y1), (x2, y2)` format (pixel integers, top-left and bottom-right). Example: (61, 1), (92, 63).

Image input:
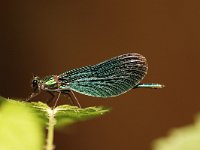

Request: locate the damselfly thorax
(40, 75), (62, 91)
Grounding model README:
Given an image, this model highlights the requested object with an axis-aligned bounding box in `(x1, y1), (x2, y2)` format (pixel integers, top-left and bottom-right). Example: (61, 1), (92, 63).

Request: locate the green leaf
(0, 97), (110, 150)
(152, 114), (200, 150)
(54, 104), (110, 127)
(0, 97), (110, 128)
(0, 97), (44, 150)
(30, 101), (110, 128)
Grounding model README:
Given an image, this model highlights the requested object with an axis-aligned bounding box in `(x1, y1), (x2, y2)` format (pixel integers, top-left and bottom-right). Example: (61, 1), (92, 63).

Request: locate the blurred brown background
(0, 0), (199, 150)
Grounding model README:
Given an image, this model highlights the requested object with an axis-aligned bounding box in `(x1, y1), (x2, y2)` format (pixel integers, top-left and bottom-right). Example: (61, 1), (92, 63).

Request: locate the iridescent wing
(58, 53), (148, 97)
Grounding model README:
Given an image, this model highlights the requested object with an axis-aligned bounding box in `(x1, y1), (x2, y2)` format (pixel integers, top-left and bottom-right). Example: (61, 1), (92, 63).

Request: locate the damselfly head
(31, 75), (41, 88)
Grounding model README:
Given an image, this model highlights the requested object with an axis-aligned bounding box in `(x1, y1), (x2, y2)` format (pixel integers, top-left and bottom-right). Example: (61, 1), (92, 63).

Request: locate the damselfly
(27, 53), (164, 107)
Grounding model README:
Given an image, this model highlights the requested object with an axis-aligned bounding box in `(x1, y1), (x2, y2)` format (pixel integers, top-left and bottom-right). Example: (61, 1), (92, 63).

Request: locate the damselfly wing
(58, 53), (148, 97)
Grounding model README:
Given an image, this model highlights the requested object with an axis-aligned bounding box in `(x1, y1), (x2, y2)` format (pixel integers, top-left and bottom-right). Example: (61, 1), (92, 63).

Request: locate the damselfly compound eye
(32, 79), (38, 87)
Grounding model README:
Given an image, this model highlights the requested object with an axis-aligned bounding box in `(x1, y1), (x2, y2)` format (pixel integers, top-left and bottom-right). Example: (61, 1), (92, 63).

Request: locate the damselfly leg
(26, 92), (39, 101)
(46, 91), (56, 104)
(53, 92), (61, 108)
(62, 90), (81, 108)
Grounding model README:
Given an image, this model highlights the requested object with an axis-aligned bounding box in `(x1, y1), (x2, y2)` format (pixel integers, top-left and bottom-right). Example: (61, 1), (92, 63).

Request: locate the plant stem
(46, 108), (56, 150)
